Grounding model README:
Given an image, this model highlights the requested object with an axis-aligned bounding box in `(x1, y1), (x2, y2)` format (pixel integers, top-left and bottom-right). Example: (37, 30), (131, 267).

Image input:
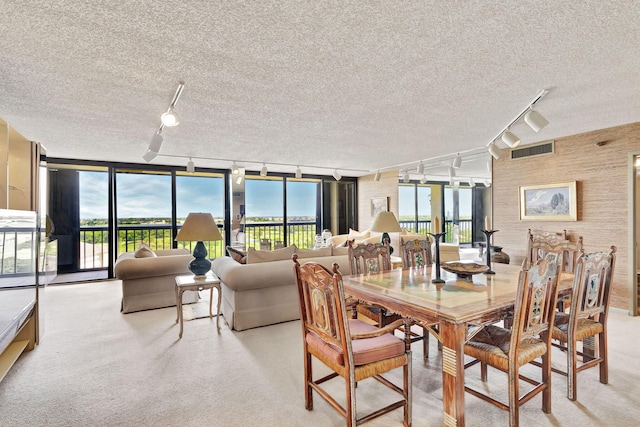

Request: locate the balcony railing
(398, 219), (473, 244)
(78, 221), (318, 271)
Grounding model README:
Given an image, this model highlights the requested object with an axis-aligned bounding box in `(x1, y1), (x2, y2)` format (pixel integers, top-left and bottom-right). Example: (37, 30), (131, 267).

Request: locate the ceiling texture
(1, 1), (640, 181)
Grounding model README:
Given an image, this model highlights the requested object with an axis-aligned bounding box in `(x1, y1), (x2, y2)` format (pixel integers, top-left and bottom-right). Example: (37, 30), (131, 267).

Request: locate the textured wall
(492, 122), (640, 311)
(358, 170), (399, 231)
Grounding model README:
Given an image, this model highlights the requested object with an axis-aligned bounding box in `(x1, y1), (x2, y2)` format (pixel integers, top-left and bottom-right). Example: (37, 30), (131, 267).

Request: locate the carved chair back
(348, 241), (392, 275)
(524, 229), (583, 273)
(569, 246), (616, 326)
(400, 237), (432, 268)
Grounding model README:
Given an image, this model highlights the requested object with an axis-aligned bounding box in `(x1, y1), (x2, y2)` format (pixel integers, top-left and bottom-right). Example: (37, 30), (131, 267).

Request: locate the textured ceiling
(1, 1), (640, 180)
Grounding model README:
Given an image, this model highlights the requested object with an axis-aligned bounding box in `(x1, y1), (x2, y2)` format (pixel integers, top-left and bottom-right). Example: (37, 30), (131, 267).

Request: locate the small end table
(175, 272), (222, 338)
(390, 255), (403, 270)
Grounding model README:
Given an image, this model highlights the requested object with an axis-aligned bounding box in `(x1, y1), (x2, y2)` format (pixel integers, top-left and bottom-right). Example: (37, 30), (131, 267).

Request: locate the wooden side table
(390, 255), (403, 270)
(175, 272), (222, 338)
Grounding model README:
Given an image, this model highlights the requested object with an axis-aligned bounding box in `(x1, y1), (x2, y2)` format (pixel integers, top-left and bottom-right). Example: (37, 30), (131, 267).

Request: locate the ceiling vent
(510, 140), (554, 160)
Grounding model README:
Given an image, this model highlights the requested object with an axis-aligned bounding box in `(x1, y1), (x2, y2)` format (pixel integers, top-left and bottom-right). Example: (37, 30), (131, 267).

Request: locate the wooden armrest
(351, 319), (405, 340)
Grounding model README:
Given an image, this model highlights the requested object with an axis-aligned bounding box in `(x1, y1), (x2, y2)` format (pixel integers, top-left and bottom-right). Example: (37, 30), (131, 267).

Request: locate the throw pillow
(226, 246), (247, 264)
(295, 246), (331, 259)
(246, 245), (296, 264)
(134, 243), (157, 258)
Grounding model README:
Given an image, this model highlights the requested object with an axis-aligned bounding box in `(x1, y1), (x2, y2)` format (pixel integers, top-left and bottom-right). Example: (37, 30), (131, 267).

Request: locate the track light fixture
(420, 175), (427, 184)
(295, 166), (302, 179)
(448, 166), (456, 178)
(417, 162), (424, 174)
(142, 150), (157, 162)
(501, 130), (521, 148)
(468, 177), (476, 187)
(333, 169), (342, 181)
(374, 170), (381, 182)
(452, 154), (462, 169)
(488, 143), (503, 160)
(186, 158), (195, 173)
(524, 109), (549, 132)
(143, 132), (164, 162)
(485, 89), (549, 156)
(236, 175), (243, 185)
(260, 163), (268, 177)
(160, 82), (184, 127)
(484, 179), (491, 187)
(231, 163), (239, 175)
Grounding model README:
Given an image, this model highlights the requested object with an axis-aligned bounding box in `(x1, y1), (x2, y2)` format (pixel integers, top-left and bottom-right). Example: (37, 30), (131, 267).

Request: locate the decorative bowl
(440, 261), (489, 280)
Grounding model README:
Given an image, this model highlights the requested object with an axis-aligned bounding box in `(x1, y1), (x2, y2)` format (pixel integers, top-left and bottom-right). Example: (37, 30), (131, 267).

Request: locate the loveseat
(211, 245), (350, 331)
(115, 247), (199, 313)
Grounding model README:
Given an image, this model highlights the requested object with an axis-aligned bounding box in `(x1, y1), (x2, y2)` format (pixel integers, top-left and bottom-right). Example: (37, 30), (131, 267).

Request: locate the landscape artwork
(519, 181), (577, 221)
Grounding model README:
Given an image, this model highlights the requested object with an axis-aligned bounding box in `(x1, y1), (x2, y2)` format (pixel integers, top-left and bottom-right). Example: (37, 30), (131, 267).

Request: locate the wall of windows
(399, 181), (488, 244)
(47, 159), (357, 281)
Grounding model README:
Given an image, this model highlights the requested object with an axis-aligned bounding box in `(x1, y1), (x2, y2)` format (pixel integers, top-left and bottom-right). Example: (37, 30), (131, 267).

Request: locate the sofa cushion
(332, 246), (349, 256)
(348, 228), (370, 240)
(295, 246), (331, 258)
(226, 246), (247, 264)
(246, 245), (296, 264)
(134, 243), (157, 258)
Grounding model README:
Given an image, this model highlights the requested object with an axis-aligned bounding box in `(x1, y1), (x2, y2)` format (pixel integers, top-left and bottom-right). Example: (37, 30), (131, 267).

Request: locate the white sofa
(212, 246), (350, 331)
(114, 248), (199, 313)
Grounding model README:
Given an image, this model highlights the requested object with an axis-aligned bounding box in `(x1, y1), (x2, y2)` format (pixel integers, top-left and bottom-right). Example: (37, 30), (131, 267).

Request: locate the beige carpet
(1, 280), (639, 426)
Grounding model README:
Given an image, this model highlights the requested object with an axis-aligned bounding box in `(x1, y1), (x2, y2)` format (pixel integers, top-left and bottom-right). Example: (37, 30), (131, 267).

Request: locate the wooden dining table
(341, 262), (573, 427)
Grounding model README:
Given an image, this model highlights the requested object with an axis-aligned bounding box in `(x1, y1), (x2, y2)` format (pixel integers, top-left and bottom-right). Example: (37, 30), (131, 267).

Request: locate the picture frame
(519, 181), (577, 221)
(370, 197), (388, 217)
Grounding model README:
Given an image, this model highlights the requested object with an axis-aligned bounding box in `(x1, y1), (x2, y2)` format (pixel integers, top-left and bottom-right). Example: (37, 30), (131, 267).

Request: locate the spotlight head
(236, 175), (243, 185)
(295, 167), (302, 179)
(420, 175), (427, 184)
(161, 109), (180, 127)
(484, 179), (492, 188)
(186, 159), (195, 173)
(260, 164), (268, 177)
(417, 162), (424, 174)
(149, 133), (163, 153)
(333, 169), (342, 181)
(403, 173), (409, 183)
(488, 144), (503, 160)
(374, 170), (381, 182)
(231, 163), (239, 175)
(142, 150), (157, 162)
(452, 154), (462, 169)
(524, 109), (548, 132)
(468, 178), (476, 187)
(448, 166), (456, 178)
(501, 130), (521, 148)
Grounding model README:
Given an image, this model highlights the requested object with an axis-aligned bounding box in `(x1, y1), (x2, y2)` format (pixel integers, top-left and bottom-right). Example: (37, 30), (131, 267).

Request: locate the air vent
(510, 140), (554, 160)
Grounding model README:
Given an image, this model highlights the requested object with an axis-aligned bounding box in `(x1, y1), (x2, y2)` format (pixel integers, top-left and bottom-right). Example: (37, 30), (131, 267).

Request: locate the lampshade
(488, 143), (503, 160)
(370, 211), (403, 233)
(501, 130), (521, 148)
(161, 109), (180, 127)
(524, 109), (549, 132)
(175, 213), (222, 242)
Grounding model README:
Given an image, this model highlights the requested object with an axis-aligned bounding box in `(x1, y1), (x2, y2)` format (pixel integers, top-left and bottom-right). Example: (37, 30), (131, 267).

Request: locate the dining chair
(292, 255), (412, 426)
(400, 237), (432, 268)
(464, 256), (560, 427)
(551, 246), (616, 401)
(349, 241), (431, 361)
(400, 237), (438, 358)
(523, 229), (583, 312)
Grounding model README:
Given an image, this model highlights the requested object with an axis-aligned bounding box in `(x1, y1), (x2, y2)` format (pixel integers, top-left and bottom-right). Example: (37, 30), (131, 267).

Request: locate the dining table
(341, 262), (573, 427)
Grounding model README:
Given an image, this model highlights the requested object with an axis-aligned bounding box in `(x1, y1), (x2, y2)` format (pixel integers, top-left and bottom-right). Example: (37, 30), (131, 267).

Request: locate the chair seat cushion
(552, 312), (604, 342)
(465, 324), (547, 370)
(306, 319), (405, 366)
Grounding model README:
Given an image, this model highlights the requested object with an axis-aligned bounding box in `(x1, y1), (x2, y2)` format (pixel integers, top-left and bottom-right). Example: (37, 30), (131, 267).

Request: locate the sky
(80, 172), (472, 220)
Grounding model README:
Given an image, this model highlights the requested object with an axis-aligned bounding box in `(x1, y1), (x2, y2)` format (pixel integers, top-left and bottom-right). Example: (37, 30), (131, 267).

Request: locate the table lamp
(370, 211), (403, 254)
(175, 212), (222, 277)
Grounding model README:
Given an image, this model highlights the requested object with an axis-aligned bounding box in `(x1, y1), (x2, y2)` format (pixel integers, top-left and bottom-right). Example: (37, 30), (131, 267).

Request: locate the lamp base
(189, 241), (211, 276)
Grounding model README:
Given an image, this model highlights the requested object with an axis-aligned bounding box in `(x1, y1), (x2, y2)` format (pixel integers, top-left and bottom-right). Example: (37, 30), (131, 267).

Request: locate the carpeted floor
(1, 280), (639, 426)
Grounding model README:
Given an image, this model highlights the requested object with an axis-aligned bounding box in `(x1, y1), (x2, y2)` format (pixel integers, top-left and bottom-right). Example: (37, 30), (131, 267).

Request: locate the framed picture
(370, 197), (388, 217)
(519, 181), (577, 221)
